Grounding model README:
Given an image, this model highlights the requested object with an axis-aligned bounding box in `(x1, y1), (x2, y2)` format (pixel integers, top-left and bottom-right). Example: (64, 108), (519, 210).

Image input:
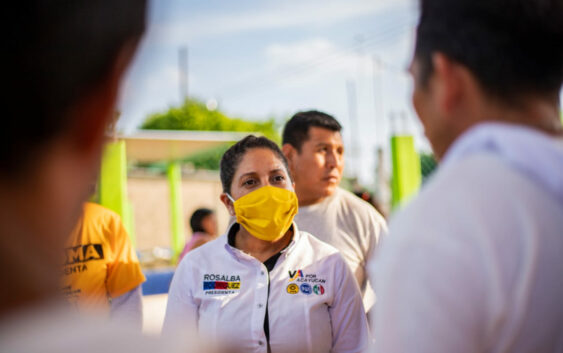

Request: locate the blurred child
(179, 208), (218, 261)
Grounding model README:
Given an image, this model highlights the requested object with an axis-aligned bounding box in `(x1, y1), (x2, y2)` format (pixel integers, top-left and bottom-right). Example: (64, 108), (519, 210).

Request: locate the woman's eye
(272, 175), (285, 183)
(243, 179), (256, 186)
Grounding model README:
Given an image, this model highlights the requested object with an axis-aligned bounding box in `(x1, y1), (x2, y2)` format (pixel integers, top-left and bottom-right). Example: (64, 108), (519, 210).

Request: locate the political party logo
(64, 243), (104, 265)
(63, 243), (104, 276)
(288, 270), (304, 281)
(202, 274), (241, 295)
(287, 283), (299, 294)
(300, 283), (312, 295)
(313, 284), (325, 295)
(288, 269), (327, 285)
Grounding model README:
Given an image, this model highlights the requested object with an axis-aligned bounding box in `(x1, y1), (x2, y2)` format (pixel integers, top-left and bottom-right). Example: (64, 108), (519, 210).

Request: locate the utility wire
(214, 17), (416, 99)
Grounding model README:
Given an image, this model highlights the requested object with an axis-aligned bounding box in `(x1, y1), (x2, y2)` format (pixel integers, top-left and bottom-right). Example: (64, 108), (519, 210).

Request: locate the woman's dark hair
(220, 135), (291, 194)
(189, 208), (214, 233)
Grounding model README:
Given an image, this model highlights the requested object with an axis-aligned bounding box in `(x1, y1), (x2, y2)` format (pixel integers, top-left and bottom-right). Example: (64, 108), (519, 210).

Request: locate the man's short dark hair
(414, 0), (563, 104)
(3, 1), (147, 179)
(282, 110), (342, 152)
(189, 208), (214, 233)
(220, 135), (292, 194)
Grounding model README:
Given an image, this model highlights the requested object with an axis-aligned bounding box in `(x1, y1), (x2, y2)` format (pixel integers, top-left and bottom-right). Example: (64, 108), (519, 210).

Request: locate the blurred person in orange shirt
(61, 202), (146, 328)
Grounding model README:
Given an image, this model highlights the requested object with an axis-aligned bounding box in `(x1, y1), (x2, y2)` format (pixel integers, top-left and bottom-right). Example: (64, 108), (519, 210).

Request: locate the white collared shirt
(164, 223), (368, 353)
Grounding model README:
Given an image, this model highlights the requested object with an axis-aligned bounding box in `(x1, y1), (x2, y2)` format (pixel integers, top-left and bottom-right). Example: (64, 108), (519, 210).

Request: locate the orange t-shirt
(61, 202), (146, 314)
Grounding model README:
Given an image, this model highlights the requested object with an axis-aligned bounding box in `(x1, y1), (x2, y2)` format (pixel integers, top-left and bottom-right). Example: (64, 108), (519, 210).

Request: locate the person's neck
(481, 95), (562, 134)
(438, 95), (562, 159)
(234, 226), (293, 263)
(0, 189), (59, 319)
(296, 188), (336, 207)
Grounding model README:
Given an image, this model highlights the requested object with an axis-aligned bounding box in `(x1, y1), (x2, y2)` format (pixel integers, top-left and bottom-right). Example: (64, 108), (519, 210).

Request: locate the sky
(118, 0), (427, 185)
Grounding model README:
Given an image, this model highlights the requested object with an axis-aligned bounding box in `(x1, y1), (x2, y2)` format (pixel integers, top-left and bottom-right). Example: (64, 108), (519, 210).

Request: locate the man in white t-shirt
(282, 110), (387, 311)
(370, 0), (563, 351)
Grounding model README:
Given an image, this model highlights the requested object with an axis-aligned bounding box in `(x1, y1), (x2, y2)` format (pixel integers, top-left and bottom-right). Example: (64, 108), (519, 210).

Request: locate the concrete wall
(128, 172), (230, 251)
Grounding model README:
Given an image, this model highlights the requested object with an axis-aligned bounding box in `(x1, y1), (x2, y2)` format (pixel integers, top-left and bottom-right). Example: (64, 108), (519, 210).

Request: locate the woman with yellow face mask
(163, 136), (368, 353)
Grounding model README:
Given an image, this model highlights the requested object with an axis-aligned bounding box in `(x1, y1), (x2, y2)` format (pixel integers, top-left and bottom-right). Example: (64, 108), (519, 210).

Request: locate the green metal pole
(167, 161), (185, 263)
(390, 135), (422, 209)
(100, 140), (135, 245)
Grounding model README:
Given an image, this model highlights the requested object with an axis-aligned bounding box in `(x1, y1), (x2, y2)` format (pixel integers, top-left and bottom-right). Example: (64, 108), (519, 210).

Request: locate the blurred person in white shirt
(370, 0), (563, 352)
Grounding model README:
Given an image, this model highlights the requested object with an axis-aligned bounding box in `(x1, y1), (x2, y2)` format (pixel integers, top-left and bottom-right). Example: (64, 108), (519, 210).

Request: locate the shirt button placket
(253, 264), (269, 353)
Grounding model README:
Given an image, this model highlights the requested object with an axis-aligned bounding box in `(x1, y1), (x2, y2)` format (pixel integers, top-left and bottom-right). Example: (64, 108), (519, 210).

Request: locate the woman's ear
(220, 193), (236, 217)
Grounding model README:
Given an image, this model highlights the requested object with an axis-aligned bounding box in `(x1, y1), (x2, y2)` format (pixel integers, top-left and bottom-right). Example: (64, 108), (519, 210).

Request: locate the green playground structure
(390, 135), (422, 209)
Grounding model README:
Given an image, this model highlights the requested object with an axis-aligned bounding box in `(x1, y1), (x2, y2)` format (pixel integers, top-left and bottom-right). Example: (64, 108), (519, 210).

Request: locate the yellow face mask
(227, 185), (299, 242)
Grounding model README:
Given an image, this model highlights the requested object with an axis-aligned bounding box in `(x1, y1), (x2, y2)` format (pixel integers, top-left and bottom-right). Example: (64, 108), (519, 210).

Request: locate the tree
(420, 153), (437, 181)
(142, 98), (278, 140)
(140, 99), (280, 170)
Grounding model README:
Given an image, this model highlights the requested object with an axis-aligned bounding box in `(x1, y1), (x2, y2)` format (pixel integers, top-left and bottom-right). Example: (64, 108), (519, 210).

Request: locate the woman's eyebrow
(238, 171), (258, 181)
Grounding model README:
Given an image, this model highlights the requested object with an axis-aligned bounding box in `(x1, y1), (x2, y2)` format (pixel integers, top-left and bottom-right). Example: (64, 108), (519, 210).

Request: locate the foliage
(183, 144), (231, 171)
(139, 99), (281, 171)
(142, 98), (279, 142)
(420, 152), (437, 181)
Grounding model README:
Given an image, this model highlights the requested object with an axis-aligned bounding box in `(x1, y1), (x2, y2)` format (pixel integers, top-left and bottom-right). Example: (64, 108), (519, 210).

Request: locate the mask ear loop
(226, 193), (236, 217)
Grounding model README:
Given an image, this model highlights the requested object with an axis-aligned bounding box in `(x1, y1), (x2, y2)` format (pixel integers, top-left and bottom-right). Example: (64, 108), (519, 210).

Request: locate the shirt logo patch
(64, 243), (104, 265)
(287, 283), (299, 294)
(313, 284), (325, 295)
(203, 281), (241, 290)
(288, 270), (327, 284)
(203, 274), (241, 295)
(300, 283), (312, 295)
(288, 270), (304, 281)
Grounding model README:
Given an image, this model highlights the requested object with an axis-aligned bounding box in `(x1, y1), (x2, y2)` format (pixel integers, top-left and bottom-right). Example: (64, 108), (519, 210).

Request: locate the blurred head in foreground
(0, 0), (147, 317)
(410, 0), (563, 158)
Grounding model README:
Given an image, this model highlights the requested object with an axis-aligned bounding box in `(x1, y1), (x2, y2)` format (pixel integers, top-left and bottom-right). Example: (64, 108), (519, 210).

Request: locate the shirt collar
(283, 222), (301, 254)
(222, 222), (302, 260)
(442, 122), (563, 204)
